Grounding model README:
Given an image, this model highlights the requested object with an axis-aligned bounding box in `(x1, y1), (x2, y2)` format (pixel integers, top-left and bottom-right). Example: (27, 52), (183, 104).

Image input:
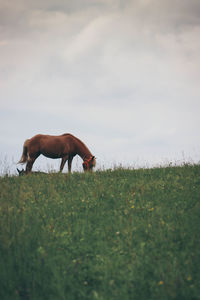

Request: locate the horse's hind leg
(26, 153), (40, 173)
(26, 158), (35, 173)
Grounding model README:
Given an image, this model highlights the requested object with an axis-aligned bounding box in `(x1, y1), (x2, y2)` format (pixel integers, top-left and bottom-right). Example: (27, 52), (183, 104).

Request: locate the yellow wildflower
(149, 207), (154, 211)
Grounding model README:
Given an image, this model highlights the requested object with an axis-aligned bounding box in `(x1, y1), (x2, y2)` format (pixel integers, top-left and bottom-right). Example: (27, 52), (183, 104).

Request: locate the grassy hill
(0, 165), (200, 299)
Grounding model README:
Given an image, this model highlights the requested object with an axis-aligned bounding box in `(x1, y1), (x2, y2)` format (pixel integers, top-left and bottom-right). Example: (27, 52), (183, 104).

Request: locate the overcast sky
(1, 0), (200, 173)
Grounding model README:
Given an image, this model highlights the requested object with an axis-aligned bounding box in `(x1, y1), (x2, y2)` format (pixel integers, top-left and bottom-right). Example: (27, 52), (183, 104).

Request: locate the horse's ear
(17, 168), (26, 175)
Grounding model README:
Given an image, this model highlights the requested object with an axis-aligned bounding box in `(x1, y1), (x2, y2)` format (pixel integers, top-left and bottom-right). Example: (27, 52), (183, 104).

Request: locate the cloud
(0, 0), (200, 171)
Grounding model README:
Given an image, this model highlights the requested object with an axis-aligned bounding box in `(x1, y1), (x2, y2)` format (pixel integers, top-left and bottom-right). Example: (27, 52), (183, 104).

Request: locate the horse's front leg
(60, 155), (69, 172)
(68, 156), (73, 173)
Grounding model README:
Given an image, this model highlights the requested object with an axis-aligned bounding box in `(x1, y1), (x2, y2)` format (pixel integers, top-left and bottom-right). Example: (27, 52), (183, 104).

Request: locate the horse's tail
(18, 139), (29, 164)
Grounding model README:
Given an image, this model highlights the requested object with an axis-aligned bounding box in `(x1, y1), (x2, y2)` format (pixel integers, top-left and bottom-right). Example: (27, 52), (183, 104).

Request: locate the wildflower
(109, 279), (115, 286)
(37, 246), (46, 256)
(131, 205), (135, 209)
(187, 275), (192, 281)
(149, 207), (154, 211)
(158, 281), (164, 285)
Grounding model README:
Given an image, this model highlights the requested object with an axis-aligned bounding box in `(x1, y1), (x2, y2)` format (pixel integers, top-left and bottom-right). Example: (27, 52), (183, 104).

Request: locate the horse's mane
(61, 133), (91, 154)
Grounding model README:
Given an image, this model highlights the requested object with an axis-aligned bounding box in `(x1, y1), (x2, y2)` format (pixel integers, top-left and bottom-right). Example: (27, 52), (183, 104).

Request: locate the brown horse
(18, 133), (96, 173)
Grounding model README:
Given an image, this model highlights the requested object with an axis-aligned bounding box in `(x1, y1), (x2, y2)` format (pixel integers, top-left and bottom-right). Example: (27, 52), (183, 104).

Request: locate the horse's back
(28, 133), (78, 154)
(30, 134), (44, 142)
(30, 134), (61, 144)
(31, 133), (72, 141)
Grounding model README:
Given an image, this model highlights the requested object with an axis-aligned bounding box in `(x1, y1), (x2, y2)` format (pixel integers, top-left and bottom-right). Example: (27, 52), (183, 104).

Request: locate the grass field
(0, 164), (200, 299)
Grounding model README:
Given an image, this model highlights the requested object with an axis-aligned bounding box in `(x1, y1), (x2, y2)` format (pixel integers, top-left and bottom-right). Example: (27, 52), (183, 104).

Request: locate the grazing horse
(18, 133), (96, 174)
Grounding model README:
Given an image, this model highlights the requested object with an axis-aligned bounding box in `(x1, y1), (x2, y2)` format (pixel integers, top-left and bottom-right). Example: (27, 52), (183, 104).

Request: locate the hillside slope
(0, 165), (200, 299)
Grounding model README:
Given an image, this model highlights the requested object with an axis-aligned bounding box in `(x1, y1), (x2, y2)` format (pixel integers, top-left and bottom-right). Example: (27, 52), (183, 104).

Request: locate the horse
(18, 133), (96, 174)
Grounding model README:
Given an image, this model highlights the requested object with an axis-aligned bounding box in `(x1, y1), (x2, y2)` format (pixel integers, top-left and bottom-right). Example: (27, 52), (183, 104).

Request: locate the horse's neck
(75, 139), (91, 160)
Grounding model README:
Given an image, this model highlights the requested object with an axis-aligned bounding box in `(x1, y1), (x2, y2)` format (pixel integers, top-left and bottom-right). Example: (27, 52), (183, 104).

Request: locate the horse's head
(82, 156), (96, 172)
(17, 168), (26, 176)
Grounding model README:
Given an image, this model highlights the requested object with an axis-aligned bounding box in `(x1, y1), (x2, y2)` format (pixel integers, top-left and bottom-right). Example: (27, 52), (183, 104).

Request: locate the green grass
(0, 165), (200, 299)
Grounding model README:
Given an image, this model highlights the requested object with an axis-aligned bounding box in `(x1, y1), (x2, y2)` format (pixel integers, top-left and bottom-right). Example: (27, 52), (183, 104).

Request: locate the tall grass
(0, 164), (200, 299)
